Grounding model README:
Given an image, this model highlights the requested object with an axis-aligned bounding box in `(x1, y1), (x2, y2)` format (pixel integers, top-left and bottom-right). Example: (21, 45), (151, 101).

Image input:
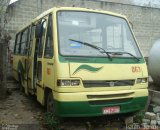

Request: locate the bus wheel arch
(44, 87), (56, 113)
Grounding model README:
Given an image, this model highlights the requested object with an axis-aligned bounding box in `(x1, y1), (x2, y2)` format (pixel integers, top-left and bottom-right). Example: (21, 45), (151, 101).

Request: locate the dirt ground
(0, 83), (125, 130)
(0, 87), (47, 130)
(0, 88), (116, 130)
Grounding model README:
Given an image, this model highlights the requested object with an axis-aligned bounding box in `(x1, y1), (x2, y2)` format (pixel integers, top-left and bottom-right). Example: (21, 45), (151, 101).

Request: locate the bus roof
(16, 7), (127, 33)
(35, 7), (126, 21)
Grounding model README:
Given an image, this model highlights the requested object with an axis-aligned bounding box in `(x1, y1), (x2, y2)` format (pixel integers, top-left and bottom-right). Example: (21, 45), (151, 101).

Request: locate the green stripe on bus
(73, 64), (103, 75)
(54, 96), (148, 117)
(59, 55), (145, 64)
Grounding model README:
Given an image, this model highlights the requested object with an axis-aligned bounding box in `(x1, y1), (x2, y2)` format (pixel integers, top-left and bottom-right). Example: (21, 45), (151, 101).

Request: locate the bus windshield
(57, 11), (142, 58)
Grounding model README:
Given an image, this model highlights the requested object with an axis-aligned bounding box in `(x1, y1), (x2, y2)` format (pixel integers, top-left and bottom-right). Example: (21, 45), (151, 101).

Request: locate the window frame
(37, 18), (48, 58)
(19, 27), (29, 56)
(44, 13), (54, 59)
(28, 25), (35, 56)
(14, 33), (21, 55)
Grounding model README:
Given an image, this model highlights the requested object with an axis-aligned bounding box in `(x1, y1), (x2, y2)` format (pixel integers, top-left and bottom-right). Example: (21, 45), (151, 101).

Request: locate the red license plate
(102, 106), (120, 115)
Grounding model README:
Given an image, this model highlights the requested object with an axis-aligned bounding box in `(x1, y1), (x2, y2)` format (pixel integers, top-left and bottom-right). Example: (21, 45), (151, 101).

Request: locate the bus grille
(88, 98), (133, 105)
(83, 80), (135, 87)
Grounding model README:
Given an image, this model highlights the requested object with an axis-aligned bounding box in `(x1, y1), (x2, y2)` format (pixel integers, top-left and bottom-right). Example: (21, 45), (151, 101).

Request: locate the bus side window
(38, 19), (47, 57)
(20, 28), (29, 55)
(24, 26), (31, 55)
(28, 25), (35, 56)
(14, 33), (21, 54)
(44, 14), (53, 58)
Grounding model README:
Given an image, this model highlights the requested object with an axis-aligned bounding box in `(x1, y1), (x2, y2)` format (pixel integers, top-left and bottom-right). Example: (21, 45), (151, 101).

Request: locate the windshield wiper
(109, 51), (140, 62)
(69, 39), (112, 61)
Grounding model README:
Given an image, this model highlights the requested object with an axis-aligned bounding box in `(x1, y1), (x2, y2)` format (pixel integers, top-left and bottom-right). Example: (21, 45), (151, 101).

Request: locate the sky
(9, 0), (18, 5)
(8, 0), (160, 7)
(133, 0), (160, 7)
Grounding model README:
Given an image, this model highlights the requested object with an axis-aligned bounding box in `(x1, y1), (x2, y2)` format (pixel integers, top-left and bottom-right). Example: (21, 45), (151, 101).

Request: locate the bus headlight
(136, 78), (148, 83)
(57, 79), (80, 86)
(57, 80), (71, 86)
(71, 80), (80, 86)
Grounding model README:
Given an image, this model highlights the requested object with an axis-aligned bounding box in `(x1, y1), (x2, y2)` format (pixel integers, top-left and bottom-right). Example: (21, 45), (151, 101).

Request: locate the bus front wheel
(47, 92), (55, 113)
(18, 72), (24, 92)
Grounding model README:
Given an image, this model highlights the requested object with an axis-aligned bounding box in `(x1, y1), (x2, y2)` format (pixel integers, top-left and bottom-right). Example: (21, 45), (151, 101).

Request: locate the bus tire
(18, 72), (24, 92)
(47, 92), (55, 113)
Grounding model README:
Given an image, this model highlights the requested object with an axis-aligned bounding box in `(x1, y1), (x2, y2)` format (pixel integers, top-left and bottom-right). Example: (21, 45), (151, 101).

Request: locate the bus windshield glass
(57, 11), (142, 58)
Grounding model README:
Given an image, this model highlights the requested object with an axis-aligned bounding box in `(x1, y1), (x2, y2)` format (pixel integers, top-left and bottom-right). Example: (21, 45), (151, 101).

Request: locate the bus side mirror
(35, 23), (43, 39)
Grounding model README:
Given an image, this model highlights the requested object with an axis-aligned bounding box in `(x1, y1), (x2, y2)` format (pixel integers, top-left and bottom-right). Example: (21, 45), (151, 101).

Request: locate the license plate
(102, 106), (120, 115)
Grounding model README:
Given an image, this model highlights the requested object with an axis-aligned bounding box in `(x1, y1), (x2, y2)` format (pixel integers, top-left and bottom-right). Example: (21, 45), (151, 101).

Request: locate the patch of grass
(133, 111), (145, 124)
(43, 112), (61, 130)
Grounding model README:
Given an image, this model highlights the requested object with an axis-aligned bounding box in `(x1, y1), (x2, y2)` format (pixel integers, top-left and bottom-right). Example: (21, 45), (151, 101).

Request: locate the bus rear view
(54, 8), (148, 117)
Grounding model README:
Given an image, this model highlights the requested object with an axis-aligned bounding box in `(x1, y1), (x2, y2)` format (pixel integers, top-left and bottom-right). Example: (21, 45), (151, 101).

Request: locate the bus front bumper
(53, 89), (148, 117)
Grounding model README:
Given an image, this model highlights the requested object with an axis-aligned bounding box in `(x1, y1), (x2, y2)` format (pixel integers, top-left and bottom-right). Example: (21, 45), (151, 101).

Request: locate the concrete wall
(5, 0), (160, 56)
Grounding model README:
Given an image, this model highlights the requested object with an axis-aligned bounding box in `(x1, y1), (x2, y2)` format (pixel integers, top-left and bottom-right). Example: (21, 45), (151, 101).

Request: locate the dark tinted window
(20, 28), (29, 55)
(14, 33), (21, 54)
(44, 14), (53, 58)
(37, 19), (47, 57)
(28, 26), (35, 55)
